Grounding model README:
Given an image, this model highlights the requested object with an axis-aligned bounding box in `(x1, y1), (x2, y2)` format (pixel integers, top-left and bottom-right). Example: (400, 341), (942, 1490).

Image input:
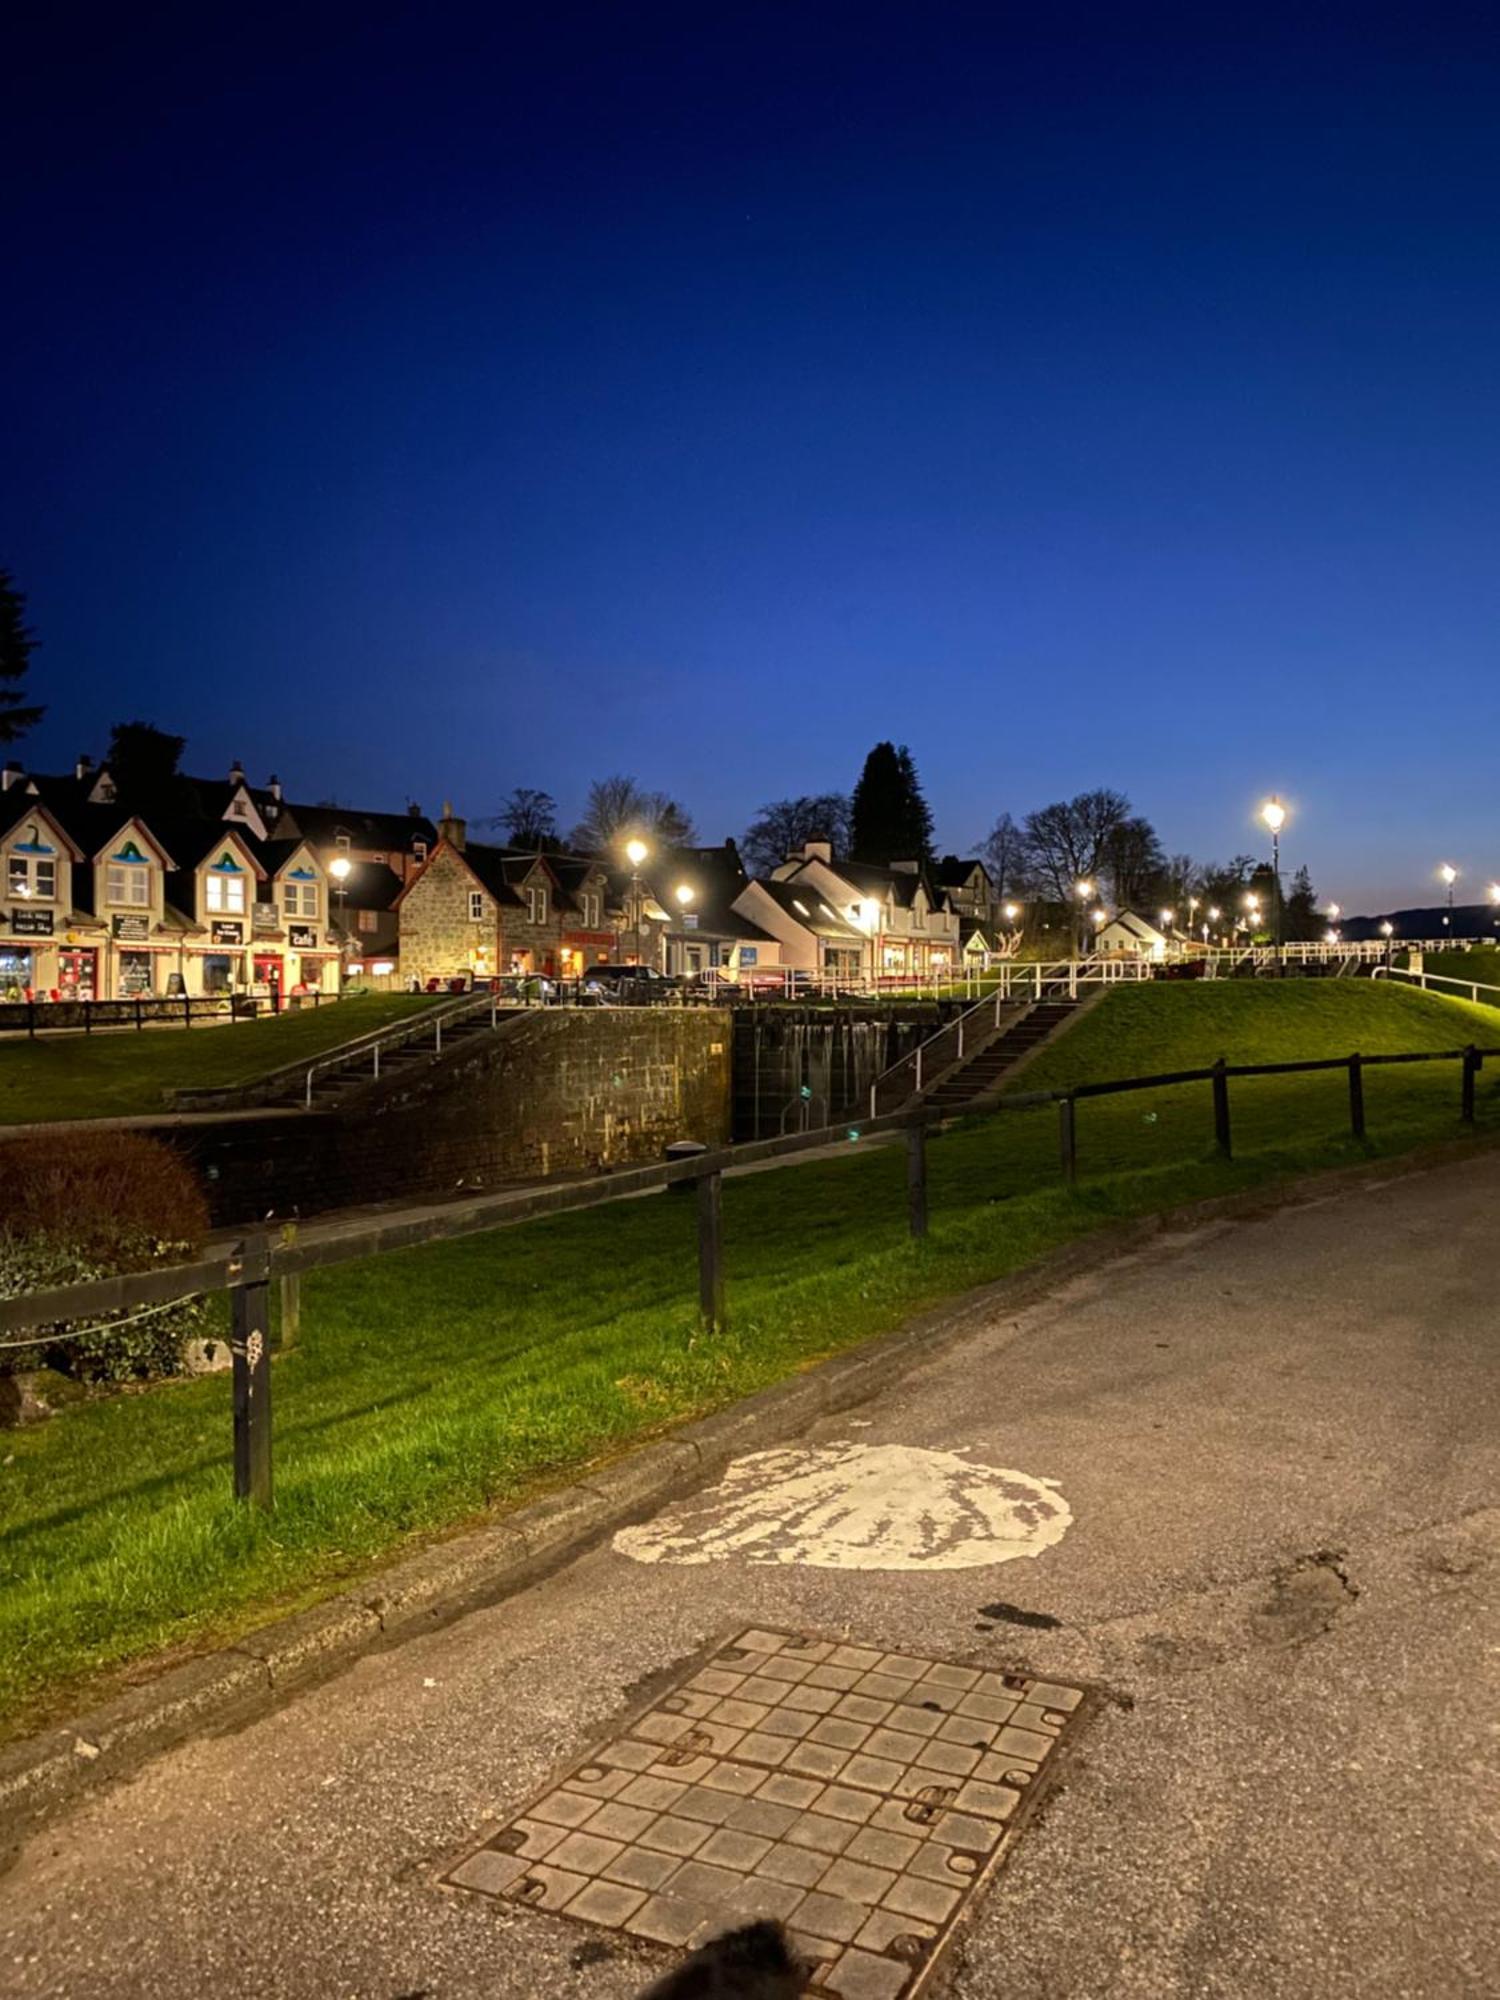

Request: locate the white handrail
(1372, 965), (1500, 1006)
(301, 989), (497, 1107)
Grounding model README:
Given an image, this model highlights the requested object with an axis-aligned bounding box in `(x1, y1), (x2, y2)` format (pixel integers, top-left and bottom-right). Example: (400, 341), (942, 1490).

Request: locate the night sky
(7, 4), (1500, 909)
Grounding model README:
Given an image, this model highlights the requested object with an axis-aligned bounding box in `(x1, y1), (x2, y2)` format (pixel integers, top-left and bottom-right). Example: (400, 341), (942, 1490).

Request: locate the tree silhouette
(0, 571), (44, 746)
(849, 742), (933, 864)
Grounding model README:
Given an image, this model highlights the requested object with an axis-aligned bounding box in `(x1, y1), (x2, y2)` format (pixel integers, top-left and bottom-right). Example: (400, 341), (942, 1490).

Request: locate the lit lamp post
(1259, 797), (1286, 974)
(1490, 883), (1500, 936)
(1073, 879), (1094, 959)
(329, 854), (352, 992)
(1326, 902), (1341, 952)
(1380, 917), (1394, 969)
(624, 838), (649, 965)
(672, 883), (694, 977)
(1439, 862), (1457, 930)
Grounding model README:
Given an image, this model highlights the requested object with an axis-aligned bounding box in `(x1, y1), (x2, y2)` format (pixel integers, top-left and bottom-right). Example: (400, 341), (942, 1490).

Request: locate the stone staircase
(922, 999), (1080, 1111)
(296, 1007), (512, 1109)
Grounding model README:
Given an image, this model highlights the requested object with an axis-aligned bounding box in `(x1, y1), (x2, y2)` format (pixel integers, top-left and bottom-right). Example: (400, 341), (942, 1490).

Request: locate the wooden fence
(2, 1040), (1493, 1511)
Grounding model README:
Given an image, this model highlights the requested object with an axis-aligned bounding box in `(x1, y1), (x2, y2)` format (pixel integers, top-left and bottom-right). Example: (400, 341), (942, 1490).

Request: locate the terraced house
(0, 760), (341, 1000)
(395, 810), (618, 985)
(770, 839), (962, 979)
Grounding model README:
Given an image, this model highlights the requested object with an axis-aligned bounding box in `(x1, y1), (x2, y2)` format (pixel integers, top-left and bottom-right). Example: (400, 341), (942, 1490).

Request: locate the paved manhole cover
(440, 1627), (1089, 1996)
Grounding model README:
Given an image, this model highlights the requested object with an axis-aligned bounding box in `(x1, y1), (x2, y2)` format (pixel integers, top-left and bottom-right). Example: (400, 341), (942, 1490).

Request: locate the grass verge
(2, 980), (1498, 1736)
(0, 994), (440, 1124)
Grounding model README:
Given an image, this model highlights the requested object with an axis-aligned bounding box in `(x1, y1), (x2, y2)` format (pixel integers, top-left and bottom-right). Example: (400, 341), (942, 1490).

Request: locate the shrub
(0, 1132), (215, 1383)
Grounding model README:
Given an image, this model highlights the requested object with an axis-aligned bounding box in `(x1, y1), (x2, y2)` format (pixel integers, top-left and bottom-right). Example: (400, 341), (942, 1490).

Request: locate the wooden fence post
(697, 1170), (725, 1333)
(229, 1236), (273, 1509)
(277, 1222), (300, 1350)
(1212, 1058), (1232, 1158)
(1461, 1044), (1478, 1124)
(1059, 1094), (1077, 1185)
(1347, 1052), (1366, 1140)
(906, 1117), (928, 1239)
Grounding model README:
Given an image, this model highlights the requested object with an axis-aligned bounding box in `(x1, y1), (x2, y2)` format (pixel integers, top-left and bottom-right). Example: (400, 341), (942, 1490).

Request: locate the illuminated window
(206, 871), (246, 914)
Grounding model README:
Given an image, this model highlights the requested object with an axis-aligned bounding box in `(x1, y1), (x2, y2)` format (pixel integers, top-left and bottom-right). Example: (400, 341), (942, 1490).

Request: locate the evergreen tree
(0, 570), (44, 745)
(107, 721), (186, 796)
(1284, 863), (1322, 941)
(849, 741), (934, 864)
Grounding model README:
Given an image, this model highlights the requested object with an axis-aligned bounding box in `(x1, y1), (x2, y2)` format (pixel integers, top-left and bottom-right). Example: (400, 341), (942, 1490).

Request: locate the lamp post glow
(1379, 917), (1395, 969)
(624, 838), (649, 965)
(1439, 862), (1457, 929)
(1073, 879), (1094, 959)
(1259, 798), (1286, 972)
(328, 855), (352, 990)
(669, 883), (694, 977)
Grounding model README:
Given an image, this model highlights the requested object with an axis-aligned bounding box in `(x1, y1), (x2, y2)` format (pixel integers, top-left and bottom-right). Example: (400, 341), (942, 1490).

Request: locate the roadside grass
(0, 994), (440, 1124)
(2, 979), (1497, 1734)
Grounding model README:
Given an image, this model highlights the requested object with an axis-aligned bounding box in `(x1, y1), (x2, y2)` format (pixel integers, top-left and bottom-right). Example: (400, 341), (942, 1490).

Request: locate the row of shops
(0, 915), (341, 1004)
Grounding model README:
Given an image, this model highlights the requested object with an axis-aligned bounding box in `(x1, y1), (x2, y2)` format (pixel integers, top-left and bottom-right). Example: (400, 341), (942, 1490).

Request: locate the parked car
(584, 964), (680, 1001)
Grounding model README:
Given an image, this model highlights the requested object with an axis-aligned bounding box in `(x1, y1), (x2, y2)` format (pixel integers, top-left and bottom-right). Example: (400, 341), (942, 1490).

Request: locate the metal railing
(295, 988), (503, 1108)
(1372, 965), (1500, 1007)
(866, 957), (1150, 1117)
(3, 1035), (1495, 1511)
(0, 993), (261, 1036)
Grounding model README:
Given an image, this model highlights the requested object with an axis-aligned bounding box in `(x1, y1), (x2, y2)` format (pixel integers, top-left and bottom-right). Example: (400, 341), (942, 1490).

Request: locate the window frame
(467, 889), (486, 922)
(106, 861), (151, 908)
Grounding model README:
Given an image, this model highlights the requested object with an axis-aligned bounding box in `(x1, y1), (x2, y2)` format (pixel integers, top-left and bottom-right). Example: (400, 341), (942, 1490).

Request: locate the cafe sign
(288, 924), (318, 949)
(112, 913), (150, 941)
(211, 921), (244, 945)
(10, 907), (53, 936)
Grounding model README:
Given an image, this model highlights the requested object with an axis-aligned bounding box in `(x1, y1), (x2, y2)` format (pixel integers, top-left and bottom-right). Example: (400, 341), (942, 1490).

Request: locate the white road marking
(613, 1442), (1072, 1571)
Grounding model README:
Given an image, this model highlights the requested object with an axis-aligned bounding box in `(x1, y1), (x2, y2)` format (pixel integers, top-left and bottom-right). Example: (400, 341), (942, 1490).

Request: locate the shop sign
(112, 913), (150, 941)
(211, 921), (244, 945)
(11, 907), (53, 936)
(288, 924), (317, 949)
(252, 901), (280, 933)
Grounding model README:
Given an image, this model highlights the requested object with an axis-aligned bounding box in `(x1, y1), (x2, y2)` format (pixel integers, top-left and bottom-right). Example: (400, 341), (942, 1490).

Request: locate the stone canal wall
(29, 1009), (735, 1226)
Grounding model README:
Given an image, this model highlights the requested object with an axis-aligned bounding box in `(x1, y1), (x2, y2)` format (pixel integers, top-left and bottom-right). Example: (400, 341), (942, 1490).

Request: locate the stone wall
(81, 1007), (735, 1224)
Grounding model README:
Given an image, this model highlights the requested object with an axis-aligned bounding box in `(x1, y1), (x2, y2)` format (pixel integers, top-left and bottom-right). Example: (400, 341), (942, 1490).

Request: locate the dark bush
(0, 1132), (216, 1383)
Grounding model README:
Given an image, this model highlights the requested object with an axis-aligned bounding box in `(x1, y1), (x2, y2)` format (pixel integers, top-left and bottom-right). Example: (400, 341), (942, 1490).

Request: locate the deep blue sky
(6, 3), (1500, 908)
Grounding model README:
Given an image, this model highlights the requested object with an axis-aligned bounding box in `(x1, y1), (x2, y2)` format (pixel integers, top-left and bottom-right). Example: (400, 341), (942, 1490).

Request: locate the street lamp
(1490, 882), (1500, 934)
(1073, 879), (1094, 959)
(1439, 862), (1457, 929)
(1259, 798), (1286, 972)
(329, 854), (352, 991)
(624, 838), (649, 965)
(1379, 917), (1395, 970)
(671, 883), (694, 977)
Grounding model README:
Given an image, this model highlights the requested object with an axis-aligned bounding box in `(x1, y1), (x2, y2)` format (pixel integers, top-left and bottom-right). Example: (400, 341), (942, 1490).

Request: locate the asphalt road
(4, 1153), (1497, 1999)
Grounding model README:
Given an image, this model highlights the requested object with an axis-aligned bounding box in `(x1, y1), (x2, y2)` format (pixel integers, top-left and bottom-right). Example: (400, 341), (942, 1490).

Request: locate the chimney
(800, 838), (833, 865)
(75, 753), (94, 781)
(438, 799), (467, 852)
(267, 773), (282, 802)
(228, 759), (246, 786)
(2, 762), (23, 791)
(891, 859), (920, 875)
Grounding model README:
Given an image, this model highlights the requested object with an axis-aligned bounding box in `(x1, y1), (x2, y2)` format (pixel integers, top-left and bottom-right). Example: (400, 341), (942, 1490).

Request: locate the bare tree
(742, 794), (851, 873)
(979, 811), (1029, 897)
(486, 787), (558, 845)
(1020, 789), (1134, 903)
(571, 775), (697, 854)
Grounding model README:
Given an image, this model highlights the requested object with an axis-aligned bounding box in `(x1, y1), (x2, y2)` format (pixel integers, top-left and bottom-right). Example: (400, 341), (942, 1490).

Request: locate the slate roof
(749, 878), (865, 940)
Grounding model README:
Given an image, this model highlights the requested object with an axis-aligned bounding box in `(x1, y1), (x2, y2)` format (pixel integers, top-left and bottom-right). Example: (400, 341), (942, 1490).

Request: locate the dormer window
(205, 852), (247, 915)
(580, 890), (601, 928)
(106, 841), (152, 908)
(413, 840), (429, 862)
(527, 885), (548, 925)
(8, 825), (57, 902)
(282, 869), (319, 919)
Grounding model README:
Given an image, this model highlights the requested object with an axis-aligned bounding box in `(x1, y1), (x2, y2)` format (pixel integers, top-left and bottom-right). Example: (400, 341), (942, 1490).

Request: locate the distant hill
(1341, 904), (1500, 943)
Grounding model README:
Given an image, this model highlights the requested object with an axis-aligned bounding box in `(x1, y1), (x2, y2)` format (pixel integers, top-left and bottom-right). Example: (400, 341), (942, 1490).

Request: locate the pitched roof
(749, 878), (865, 940)
(277, 799), (437, 850)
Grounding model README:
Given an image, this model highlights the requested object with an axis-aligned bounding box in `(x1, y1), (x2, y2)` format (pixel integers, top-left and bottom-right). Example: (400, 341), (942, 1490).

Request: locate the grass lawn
(0, 994), (440, 1124)
(2, 979), (1498, 1736)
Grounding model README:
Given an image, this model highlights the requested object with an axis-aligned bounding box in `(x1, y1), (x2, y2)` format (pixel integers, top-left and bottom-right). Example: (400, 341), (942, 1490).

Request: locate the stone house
(394, 813), (618, 984)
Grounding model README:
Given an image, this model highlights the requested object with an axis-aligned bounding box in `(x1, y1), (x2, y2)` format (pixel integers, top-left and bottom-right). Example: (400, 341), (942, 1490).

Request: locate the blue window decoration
(210, 850), (244, 872)
(13, 823), (56, 855)
(111, 840), (149, 865)
(286, 864), (316, 879)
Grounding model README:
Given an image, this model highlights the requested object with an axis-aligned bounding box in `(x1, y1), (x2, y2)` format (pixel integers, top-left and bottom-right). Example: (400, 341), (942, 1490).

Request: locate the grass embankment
(0, 994), (439, 1124)
(1406, 950), (1500, 996)
(3, 980), (1498, 1734)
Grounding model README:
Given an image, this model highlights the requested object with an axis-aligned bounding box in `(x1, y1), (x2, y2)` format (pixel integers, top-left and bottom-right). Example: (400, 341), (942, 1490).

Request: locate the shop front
(0, 944), (36, 1001)
(57, 946), (99, 1000)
